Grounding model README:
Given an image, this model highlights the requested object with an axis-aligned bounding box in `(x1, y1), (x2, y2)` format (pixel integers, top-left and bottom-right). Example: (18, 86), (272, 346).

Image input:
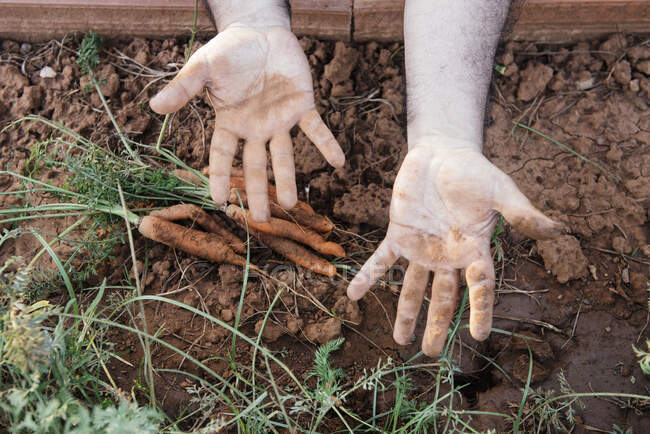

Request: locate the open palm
(347, 142), (563, 356)
(150, 26), (344, 222)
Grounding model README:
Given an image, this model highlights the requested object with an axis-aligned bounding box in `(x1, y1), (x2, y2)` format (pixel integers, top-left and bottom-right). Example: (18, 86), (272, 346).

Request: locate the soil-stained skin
(0, 33), (648, 430)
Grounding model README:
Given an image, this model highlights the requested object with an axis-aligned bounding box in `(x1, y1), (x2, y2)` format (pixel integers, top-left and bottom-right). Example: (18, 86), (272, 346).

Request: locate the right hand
(150, 25), (345, 222)
(347, 139), (564, 356)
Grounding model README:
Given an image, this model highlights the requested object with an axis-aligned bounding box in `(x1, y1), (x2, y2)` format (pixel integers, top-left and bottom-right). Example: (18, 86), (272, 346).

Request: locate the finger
(393, 264), (429, 345)
(150, 50), (207, 114)
(298, 109), (345, 168)
(495, 172), (565, 240)
(465, 259), (496, 341)
(347, 239), (398, 301)
(269, 133), (298, 209)
(422, 269), (459, 357)
(209, 128), (238, 204)
(243, 139), (270, 222)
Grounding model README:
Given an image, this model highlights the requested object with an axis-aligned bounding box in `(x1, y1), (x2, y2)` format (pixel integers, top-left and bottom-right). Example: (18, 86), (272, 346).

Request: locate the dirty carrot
(149, 204), (246, 254)
(138, 215), (246, 266)
(226, 205), (345, 257)
(228, 189), (334, 234)
(249, 227), (337, 277)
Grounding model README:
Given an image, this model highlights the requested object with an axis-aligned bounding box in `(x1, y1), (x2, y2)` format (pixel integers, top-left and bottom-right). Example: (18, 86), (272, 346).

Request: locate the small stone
(19, 42), (32, 55)
(605, 326), (611, 333)
(583, 299), (591, 305)
(642, 245), (650, 257)
(221, 309), (233, 322)
(557, 294), (563, 300)
(621, 268), (630, 284)
(39, 66), (57, 79)
(576, 70), (596, 90)
(588, 264), (598, 280)
(630, 79), (640, 92)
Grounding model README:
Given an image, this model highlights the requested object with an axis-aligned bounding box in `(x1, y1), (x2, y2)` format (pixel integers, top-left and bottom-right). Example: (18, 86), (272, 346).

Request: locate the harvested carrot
(226, 205), (345, 257)
(149, 204), (246, 254)
(228, 189), (333, 234)
(139, 216), (246, 267)
(249, 227), (336, 277)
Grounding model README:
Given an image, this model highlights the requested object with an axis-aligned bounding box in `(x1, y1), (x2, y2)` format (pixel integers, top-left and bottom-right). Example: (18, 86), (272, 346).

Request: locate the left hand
(346, 139), (564, 356)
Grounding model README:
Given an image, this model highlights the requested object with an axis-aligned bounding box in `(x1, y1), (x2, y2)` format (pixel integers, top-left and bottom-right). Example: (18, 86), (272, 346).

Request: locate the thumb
(150, 50), (208, 114)
(494, 171), (565, 240)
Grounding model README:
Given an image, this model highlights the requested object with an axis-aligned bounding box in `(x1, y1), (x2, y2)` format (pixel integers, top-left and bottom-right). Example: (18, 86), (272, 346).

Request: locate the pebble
(39, 66), (57, 79)
(19, 42), (32, 55)
(621, 268), (630, 284)
(221, 309), (233, 322)
(605, 326), (611, 333)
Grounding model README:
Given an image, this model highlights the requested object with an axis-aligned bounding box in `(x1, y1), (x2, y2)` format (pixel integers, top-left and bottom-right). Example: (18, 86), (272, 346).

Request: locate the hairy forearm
(203, 0), (289, 31)
(404, 0), (510, 149)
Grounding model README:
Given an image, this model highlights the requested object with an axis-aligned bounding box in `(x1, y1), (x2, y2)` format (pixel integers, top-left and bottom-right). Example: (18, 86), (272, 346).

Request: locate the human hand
(150, 25), (345, 222)
(347, 139), (564, 356)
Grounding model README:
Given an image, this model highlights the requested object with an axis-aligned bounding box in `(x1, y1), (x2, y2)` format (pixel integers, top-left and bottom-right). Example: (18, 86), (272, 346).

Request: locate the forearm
(203, 0), (290, 31)
(404, 0), (509, 149)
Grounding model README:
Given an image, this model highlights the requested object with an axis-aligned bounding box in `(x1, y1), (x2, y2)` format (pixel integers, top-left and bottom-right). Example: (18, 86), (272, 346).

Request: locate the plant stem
(117, 182), (155, 404)
(27, 215), (90, 269)
(89, 69), (141, 163)
(512, 121), (621, 184)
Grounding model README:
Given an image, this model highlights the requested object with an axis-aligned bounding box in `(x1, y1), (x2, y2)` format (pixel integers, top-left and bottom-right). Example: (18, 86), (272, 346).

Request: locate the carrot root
(251, 228), (336, 277)
(226, 205), (345, 257)
(149, 204), (246, 254)
(139, 216), (246, 267)
(228, 188), (334, 234)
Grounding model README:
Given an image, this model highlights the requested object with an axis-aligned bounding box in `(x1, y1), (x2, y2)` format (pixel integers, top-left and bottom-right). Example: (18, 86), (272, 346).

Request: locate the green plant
(0, 246), (165, 432)
(633, 340), (650, 376)
(76, 30), (103, 74)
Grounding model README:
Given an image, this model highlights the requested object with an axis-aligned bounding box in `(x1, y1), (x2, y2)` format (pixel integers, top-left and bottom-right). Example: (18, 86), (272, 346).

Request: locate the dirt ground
(1, 31), (649, 431)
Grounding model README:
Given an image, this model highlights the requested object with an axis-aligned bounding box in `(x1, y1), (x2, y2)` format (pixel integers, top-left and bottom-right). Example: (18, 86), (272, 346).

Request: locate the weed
(632, 339), (650, 376)
(77, 30), (103, 74)
(0, 250), (164, 432)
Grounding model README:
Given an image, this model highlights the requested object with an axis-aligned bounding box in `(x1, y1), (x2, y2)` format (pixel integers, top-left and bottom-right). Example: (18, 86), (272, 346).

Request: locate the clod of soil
(536, 235), (589, 283)
(517, 62), (554, 101)
(323, 42), (359, 96)
(304, 317), (342, 344)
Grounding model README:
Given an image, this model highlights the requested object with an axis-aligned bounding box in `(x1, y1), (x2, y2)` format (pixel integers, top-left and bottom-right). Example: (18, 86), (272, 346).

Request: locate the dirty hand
(347, 139), (564, 356)
(149, 4), (344, 223)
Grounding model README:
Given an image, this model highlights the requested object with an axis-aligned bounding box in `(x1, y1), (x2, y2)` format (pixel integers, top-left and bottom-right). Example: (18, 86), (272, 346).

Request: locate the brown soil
(1, 32), (649, 431)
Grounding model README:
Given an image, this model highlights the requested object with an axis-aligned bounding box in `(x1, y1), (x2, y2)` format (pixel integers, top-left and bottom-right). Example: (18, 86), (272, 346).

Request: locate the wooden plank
(0, 0), (648, 43)
(0, 0), (214, 42)
(353, 0), (650, 42)
(512, 0), (650, 42)
(0, 0), (351, 42)
(291, 0), (352, 41)
(353, 0), (404, 42)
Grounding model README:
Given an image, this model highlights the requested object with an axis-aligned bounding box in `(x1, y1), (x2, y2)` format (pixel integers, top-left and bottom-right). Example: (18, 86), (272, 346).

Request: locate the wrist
(408, 135), (482, 154)
(206, 0), (290, 31)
